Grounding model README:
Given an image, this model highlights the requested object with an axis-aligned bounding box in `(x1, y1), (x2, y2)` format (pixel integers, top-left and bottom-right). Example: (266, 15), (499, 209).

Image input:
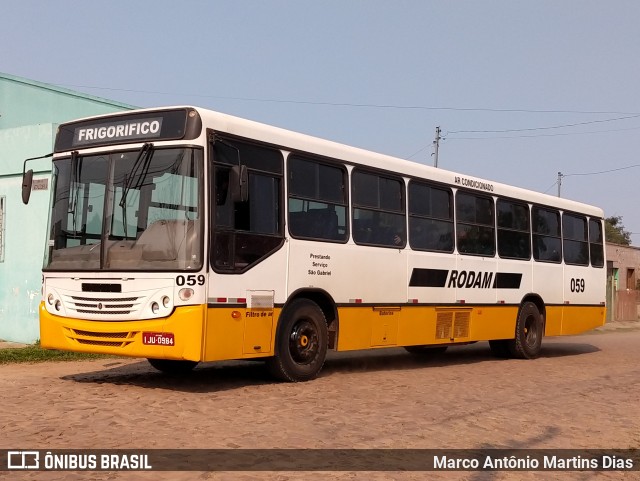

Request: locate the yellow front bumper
(39, 302), (205, 361)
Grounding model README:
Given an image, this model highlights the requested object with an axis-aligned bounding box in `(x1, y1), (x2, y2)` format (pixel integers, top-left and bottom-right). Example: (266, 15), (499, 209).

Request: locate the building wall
(0, 72), (134, 343)
(0, 73), (132, 130)
(0, 125), (57, 342)
(605, 242), (640, 321)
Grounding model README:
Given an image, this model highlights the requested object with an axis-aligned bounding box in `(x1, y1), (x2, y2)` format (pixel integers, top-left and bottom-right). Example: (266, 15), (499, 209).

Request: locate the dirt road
(1, 328), (639, 481)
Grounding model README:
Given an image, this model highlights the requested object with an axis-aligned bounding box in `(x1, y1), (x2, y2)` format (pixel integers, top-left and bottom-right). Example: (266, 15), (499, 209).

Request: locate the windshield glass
(45, 147), (203, 271)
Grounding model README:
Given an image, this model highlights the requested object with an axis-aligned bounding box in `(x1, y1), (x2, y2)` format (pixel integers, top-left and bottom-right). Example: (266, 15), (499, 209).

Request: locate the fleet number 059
(570, 278), (585, 292)
(176, 274), (205, 286)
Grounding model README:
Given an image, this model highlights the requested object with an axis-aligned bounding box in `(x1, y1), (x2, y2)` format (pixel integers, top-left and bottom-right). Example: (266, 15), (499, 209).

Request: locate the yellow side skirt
(39, 302), (605, 362)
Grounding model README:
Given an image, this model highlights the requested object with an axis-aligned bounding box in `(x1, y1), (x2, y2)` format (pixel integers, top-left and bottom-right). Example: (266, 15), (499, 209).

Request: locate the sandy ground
(1, 325), (639, 481)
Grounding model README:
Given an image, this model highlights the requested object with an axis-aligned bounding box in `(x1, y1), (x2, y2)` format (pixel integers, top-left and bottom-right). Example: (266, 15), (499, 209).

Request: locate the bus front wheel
(267, 299), (328, 382)
(508, 302), (543, 359)
(147, 358), (198, 374)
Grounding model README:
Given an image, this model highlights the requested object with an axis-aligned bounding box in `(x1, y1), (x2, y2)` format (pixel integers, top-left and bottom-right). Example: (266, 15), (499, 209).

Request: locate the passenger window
(497, 199), (530, 260)
(532, 206), (561, 263)
(456, 191), (495, 256)
(589, 219), (604, 268)
(288, 156), (348, 242)
(408, 181), (453, 252)
(352, 170), (406, 248)
(211, 137), (284, 272)
(563, 213), (589, 266)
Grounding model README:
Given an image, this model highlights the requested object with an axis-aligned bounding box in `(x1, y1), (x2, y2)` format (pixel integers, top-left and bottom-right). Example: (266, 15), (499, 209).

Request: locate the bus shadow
(321, 340), (600, 376)
(537, 340), (601, 358)
(62, 359), (275, 393)
(61, 340), (600, 393)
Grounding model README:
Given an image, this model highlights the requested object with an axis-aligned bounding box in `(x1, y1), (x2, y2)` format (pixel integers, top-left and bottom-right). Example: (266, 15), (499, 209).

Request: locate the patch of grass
(0, 342), (111, 364)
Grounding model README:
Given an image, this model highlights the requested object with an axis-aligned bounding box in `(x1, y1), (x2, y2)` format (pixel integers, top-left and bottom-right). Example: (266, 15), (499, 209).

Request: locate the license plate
(142, 332), (175, 346)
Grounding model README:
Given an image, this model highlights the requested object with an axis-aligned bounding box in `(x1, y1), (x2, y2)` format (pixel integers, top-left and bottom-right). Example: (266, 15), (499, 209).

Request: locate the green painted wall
(0, 73), (134, 343)
(0, 72), (133, 130)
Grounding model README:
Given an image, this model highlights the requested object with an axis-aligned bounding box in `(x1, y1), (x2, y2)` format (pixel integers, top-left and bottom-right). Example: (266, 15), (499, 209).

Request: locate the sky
(3, 0), (640, 242)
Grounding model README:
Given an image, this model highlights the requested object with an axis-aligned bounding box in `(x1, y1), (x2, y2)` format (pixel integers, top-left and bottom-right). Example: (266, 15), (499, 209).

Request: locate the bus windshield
(45, 146), (203, 271)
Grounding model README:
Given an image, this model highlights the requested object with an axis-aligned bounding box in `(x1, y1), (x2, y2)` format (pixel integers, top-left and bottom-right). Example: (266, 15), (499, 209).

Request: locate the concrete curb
(594, 320), (640, 332)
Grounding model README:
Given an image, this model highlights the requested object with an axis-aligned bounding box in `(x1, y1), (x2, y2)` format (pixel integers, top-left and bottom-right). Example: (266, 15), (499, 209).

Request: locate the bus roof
(56, 105), (605, 218)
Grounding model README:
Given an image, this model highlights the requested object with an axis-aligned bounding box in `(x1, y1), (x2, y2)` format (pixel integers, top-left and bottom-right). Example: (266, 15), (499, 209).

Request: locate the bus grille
(453, 312), (471, 338)
(435, 310), (470, 340)
(66, 328), (138, 348)
(67, 295), (141, 315)
(73, 330), (129, 339)
(436, 312), (453, 339)
(76, 339), (124, 347)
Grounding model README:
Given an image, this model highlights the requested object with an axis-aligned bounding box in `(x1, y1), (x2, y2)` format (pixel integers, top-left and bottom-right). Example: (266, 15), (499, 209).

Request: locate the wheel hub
(289, 320), (318, 364)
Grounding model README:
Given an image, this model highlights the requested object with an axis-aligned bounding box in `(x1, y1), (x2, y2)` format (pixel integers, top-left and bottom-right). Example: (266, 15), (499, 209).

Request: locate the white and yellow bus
(22, 106), (606, 381)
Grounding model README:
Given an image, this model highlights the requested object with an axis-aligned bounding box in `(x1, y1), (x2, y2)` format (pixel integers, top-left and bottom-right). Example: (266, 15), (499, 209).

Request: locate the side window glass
(589, 219), (604, 268)
(563, 213), (589, 266)
(497, 199), (530, 259)
(352, 170), (406, 248)
(288, 156), (348, 241)
(532, 206), (561, 263)
(456, 191), (495, 256)
(408, 181), (453, 252)
(211, 137), (283, 272)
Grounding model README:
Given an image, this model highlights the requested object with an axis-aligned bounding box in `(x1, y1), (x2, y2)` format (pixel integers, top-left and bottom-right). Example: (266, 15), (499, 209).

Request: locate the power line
(563, 164), (640, 177)
(446, 124), (640, 140)
(54, 82), (640, 116)
(543, 181), (559, 195)
(406, 144), (431, 160)
(408, 122), (640, 161)
(447, 114), (640, 134)
(553, 164), (640, 197)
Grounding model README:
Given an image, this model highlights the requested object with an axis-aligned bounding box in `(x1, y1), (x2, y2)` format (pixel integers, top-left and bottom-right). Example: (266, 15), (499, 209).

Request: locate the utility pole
(433, 126), (441, 168)
(557, 172), (563, 197)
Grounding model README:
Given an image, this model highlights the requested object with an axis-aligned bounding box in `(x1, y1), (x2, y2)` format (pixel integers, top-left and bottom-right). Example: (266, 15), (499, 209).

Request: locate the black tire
(147, 358), (198, 374)
(267, 299), (328, 382)
(488, 340), (511, 358)
(508, 302), (543, 359)
(404, 345), (448, 355)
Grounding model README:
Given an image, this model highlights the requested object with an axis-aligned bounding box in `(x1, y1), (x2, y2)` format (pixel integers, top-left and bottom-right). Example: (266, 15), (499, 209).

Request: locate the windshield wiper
(67, 151), (80, 214)
(119, 143), (154, 208)
(119, 143), (154, 239)
(67, 150), (80, 234)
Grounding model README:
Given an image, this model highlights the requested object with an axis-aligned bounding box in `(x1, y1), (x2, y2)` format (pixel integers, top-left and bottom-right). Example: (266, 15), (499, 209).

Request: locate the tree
(605, 215), (631, 245)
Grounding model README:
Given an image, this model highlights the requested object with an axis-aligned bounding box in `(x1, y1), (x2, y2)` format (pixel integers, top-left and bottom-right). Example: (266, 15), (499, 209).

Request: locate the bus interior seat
(290, 208), (339, 239)
(136, 219), (196, 261)
(353, 218), (372, 243)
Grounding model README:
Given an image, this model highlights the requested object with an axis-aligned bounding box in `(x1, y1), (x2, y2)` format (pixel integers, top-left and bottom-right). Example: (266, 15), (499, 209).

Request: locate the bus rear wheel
(508, 302), (543, 359)
(267, 299), (328, 382)
(147, 359), (198, 374)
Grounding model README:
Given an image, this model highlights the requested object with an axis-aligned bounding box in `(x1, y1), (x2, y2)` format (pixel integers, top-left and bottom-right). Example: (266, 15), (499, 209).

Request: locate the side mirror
(230, 165), (248, 203)
(21, 152), (53, 205)
(22, 169), (34, 205)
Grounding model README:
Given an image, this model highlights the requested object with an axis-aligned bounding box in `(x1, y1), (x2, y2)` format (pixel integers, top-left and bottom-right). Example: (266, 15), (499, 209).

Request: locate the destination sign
(54, 109), (202, 152)
(73, 118), (163, 146)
